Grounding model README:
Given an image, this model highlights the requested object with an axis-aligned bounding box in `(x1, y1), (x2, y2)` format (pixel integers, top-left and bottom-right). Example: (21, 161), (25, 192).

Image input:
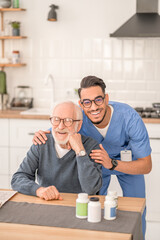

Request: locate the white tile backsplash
(123, 60), (133, 80)
(103, 39), (112, 58)
(123, 40), (133, 59)
(5, 36), (160, 109)
(144, 61), (155, 81)
(112, 39), (122, 59)
(133, 60), (144, 80)
(134, 39), (144, 59)
(112, 60), (122, 80)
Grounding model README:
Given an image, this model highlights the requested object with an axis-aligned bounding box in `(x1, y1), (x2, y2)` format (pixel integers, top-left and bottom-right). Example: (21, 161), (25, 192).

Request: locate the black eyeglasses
(81, 96), (105, 108)
(50, 116), (80, 127)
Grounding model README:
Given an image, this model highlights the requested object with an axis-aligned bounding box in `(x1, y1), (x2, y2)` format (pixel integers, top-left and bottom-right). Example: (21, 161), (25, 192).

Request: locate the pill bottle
(104, 195), (116, 220)
(76, 193), (89, 219)
(88, 197), (101, 223)
(108, 190), (118, 208)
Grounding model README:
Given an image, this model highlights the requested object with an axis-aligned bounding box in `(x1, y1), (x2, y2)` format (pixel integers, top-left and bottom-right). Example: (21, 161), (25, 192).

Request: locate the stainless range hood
(110, 0), (160, 37)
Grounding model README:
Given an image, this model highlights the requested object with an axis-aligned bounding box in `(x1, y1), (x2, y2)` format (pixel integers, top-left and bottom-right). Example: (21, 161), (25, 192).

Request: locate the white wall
(2, 0), (160, 108)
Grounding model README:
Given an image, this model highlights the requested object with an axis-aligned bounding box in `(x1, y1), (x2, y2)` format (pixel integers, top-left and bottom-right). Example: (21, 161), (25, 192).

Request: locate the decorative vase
(12, 28), (20, 36)
(0, 0), (11, 8)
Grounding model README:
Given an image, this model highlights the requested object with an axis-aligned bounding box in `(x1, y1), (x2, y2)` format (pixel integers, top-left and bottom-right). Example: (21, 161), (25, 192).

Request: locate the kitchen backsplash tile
(133, 60), (144, 80)
(123, 40), (133, 59)
(6, 37), (160, 108)
(123, 60), (133, 80)
(112, 39), (122, 59)
(103, 39), (112, 58)
(144, 61), (155, 81)
(134, 40), (144, 59)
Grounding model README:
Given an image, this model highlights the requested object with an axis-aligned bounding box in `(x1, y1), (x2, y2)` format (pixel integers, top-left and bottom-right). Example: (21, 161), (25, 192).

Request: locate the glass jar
(13, 0), (19, 8)
(12, 51), (20, 64)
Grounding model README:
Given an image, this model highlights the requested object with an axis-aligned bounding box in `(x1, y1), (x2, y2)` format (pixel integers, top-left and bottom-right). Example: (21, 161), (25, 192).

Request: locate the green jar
(13, 0), (19, 8)
(0, 71), (7, 94)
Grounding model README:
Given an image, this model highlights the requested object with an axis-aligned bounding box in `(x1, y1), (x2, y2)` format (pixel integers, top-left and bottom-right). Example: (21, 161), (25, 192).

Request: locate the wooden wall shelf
(0, 36), (27, 39)
(0, 8), (27, 68)
(0, 8), (26, 12)
(0, 63), (26, 67)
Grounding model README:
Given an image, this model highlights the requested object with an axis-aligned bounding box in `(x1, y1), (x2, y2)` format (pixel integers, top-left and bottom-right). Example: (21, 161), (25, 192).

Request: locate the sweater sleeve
(76, 137), (102, 195)
(11, 144), (41, 196)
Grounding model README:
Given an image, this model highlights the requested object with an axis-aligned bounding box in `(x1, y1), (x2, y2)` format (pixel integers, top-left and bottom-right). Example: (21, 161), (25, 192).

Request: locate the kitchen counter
(0, 109), (160, 123)
(0, 109), (50, 120)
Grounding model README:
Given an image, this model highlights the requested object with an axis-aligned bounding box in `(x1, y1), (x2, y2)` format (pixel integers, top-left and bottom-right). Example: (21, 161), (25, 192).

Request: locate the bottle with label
(104, 195), (117, 220)
(13, 0), (19, 8)
(12, 51), (20, 64)
(76, 193), (89, 219)
(88, 197), (101, 223)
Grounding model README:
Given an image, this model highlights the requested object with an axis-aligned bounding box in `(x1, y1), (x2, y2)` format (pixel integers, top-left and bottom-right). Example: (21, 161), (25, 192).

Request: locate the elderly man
(11, 101), (102, 200)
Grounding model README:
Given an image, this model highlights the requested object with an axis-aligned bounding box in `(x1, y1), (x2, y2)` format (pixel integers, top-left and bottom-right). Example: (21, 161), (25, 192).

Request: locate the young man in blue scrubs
(33, 76), (152, 239)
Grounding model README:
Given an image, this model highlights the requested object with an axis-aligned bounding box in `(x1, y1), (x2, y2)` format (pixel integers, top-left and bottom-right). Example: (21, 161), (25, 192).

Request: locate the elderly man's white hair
(51, 101), (83, 120)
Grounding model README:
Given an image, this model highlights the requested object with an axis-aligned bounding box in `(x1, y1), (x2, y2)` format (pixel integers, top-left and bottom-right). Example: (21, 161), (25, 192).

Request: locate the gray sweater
(11, 134), (102, 196)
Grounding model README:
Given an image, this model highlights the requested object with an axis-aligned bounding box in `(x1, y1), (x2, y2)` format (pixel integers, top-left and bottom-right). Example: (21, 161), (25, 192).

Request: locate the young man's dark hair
(78, 76), (106, 98)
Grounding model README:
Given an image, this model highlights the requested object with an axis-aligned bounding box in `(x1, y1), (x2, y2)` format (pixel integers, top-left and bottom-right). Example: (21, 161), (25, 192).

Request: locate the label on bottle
(110, 207), (116, 217)
(12, 51), (20, 64)
(76, 202), (88, 217)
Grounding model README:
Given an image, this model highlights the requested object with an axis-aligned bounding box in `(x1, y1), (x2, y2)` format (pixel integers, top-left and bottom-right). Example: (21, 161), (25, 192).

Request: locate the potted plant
(10, 21), (20, 36)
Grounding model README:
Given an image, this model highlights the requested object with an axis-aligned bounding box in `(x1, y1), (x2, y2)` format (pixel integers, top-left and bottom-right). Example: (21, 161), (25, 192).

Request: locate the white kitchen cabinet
(0, 119), (9, 146)
(10, 119), (50, 147)
(145, 123), (160, 240)
(0, 147), (9, 174)
(0, 119), (9, 182)
(0, 118), (49, 189)
(10, 147), (29, 175)
(0, 174), (10, 189)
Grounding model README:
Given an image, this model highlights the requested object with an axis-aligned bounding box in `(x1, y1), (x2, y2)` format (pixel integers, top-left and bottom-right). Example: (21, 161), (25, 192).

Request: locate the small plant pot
(12, 28), (20, 36)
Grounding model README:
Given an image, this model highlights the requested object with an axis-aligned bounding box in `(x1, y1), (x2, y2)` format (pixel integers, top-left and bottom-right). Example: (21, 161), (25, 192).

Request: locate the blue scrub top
(79, 101), (152, 176)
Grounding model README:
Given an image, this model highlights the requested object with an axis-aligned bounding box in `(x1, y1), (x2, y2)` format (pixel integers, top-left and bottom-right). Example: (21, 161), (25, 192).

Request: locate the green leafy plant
(74, 88), (78, 95)
(10, 21), (20, 29)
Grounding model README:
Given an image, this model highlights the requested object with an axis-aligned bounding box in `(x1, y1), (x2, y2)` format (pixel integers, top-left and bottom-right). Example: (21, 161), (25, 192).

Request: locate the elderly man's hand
(68, 133), (85, 154)
(36, 186), (63, 201)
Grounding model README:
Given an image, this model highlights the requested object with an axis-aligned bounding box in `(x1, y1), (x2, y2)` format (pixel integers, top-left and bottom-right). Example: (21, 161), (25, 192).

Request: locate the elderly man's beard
(52, 128), (70, 145)
(52, 123), (79, 146)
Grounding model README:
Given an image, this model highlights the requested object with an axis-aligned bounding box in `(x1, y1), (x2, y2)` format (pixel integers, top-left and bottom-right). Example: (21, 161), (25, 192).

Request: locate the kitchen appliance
(10, 86), (33, 110)
(135, 103), (160, 118)
(110, 0), (160, 37)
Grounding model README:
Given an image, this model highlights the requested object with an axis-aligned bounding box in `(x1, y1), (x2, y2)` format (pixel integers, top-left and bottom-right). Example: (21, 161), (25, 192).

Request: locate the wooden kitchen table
(0, 190), (145, 240)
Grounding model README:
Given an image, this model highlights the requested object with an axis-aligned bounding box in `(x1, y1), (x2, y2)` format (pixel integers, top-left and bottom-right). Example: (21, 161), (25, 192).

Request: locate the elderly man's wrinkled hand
(68, 133), (85, 154)
(36, 186), (63, 201)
